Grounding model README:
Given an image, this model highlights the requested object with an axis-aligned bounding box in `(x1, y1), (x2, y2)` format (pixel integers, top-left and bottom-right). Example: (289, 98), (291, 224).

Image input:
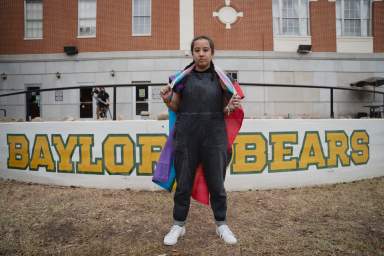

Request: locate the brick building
(0, 0), (383, 120)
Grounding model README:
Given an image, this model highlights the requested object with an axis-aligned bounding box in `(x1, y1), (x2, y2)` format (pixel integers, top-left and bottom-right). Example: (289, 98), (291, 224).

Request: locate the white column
(179, 0), (194, 51)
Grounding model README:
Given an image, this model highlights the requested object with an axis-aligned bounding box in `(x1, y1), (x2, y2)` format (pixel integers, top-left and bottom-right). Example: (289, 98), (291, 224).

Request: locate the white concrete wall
(0, 51), (383, 120)
(0, 119), (383, 191)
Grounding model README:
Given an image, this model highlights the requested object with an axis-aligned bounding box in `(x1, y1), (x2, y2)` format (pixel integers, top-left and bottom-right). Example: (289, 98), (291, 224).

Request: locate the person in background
(159, 35), (243, 246)
(92, 87), (110, 119)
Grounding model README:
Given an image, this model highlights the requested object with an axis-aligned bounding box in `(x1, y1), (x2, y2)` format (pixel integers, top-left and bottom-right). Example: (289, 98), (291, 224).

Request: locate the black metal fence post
(330, 88), (334, 118)
(113, 85), (116, 120)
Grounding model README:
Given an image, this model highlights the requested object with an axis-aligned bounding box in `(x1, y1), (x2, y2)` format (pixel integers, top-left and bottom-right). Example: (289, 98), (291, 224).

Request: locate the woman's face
(192, 39), (213, 71)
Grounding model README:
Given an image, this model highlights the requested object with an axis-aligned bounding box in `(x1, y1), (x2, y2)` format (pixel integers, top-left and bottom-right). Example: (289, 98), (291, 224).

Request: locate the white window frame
(132, 0), (152, 36)
(336, 0), (372, 37)
(78, 0), (97, 38)
(273, 0), (310, 36)
(24, 0), (43, 40)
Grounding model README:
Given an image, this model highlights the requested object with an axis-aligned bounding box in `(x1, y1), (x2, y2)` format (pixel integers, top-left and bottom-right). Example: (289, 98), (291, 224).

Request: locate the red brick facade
(194, 0), (274, 51)
(0, 0), (383, 54)
(310, 0), (337, 52)
(373, 1), (384, 52)
(0, 0), (179, 54)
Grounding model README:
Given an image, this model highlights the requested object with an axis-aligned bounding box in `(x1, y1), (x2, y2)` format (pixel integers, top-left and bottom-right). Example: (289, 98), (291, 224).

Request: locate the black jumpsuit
(173, 68), (228, 224)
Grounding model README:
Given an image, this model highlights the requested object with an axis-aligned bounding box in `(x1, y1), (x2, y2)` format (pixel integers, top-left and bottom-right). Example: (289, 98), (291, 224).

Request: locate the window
(336, 0), (371, 36)
(55, 90), (63, 102)
(132, 0), (151, 36)
(78, 0), (97, 37)
(226, 71), (238, 82)
(273, 0), (309, 36)
(24, 0), (43, 39)
(132, 81), (150, 116)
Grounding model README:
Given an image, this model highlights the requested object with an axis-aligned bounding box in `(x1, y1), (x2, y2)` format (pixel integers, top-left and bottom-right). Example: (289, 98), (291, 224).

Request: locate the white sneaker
(163, 225), (186, 246)
(216, 225), (237, 244)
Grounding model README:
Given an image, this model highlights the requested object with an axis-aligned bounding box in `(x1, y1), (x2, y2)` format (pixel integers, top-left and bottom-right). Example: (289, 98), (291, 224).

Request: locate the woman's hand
(230, 94), (242, 109)
(160, 85), (173, 103)
(224, 94), (242, 115)
(160, 85), (180, 112)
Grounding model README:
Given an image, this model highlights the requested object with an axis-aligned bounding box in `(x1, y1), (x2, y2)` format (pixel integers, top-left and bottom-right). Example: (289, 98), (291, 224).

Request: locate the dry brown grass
(0, 177), (383, 256)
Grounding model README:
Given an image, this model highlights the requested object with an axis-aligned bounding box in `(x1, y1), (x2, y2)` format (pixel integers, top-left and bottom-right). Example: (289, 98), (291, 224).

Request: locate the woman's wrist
(163, 91), (173, 104)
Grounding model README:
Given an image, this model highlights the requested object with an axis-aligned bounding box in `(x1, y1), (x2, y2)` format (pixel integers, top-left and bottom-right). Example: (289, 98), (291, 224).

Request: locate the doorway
(133, 82), (150, 119)
(80, 87), (93, 118)
(136, 85), (148, 115)
(26, 86), (40, 121)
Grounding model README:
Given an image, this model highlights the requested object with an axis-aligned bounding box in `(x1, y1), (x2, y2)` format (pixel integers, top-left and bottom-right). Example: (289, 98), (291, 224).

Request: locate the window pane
(282, 0), (290, 17)
(361, 19), (368, 36)
(133, 16), (150, 35)
(344, 0), (360, 19)
(292, 0), (299, 17)
(35, 24), (43, 38)
(139, 0), (144, 15)
(133, 0), (151, 35)
(143, 0), (151, 16)
(336, 0), (342, 18)
(25, 28), (32, 38)
(79, 0), (96, 18)
(133, 17), (139, 34)
(25, 0), (43, 38)
(299, 18), (307, 36)
(300, 0), (308, 18)
(26, 3), (42, 19)
(336, 19), (342, 36)
(272, 0), (279, 18)
(79, 19), (96, 36)
(361, 0), (370, 19)
(78, 0), (96, 36)
(134, 0), (151, 16)
(35, 3), (43, 18)
(344, 19), (360, 36)
(273, 17), (280, 35)
(282, 18), (299, 35)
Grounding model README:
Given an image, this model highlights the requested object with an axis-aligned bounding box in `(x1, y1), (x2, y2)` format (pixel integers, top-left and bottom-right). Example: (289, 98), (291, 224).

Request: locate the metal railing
(0, 83), (383, 120)
(240, 83), (384, 118)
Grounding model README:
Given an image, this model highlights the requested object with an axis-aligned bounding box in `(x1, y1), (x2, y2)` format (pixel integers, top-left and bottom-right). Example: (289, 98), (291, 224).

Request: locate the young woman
(159, 35), (242, 246)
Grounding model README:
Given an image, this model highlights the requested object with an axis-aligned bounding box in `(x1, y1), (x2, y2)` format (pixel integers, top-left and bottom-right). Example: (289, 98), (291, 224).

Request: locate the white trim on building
(274, 36), (312, 52)
(337, 36), (374, 53)
(179, 0), (194, 51)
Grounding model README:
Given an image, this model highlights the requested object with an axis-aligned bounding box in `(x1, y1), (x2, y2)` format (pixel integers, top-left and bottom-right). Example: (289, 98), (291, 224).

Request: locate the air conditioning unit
(297, 44), (312, 54)
(64, 46), (78, 56)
